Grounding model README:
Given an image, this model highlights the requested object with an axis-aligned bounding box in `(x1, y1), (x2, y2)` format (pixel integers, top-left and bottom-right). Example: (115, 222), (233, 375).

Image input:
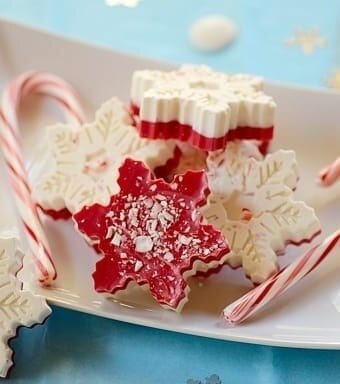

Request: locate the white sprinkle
(135, 236), (153, 253)
(160, 200), (168, 207)
(150, 202), (162, 218)
(111, 233), (122, 246)
(162, 211), (174, 222)
(178, 234), (192, 245)
(105, 226), (114, 239)
(150, 184), (157, 191)
(155, 194), (166, 201)
(171, 183), (178, 190)
(121, 252), (127, 258)
(179, 202), (186, 208)
(203, 249), (210, 255)
(164, 252), (174, 262)
(106, 211), (114, 218)
(191, 210), (198, 221)
(144, 197), (153, 208)
(178, 176), (183, 182)
(134, 260), (143, 272)
(128, 207), (138, 218)
(120, 212), (125, 221)
(146, 219), (158, 235)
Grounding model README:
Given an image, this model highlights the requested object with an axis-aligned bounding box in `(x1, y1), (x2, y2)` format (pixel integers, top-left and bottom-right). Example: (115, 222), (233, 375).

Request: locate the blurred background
(0, 0), (339, 88)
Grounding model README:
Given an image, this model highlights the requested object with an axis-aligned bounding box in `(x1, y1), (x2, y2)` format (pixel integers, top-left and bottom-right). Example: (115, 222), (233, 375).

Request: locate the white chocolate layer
(0, 233), (51, 377)
(32, 97), (176, 214)
(202, 143), (321, 283)
(131, 65), (276, 138)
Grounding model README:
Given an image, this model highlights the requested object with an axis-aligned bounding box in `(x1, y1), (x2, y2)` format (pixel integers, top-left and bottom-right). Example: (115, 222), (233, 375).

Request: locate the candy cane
(224, 229), (340, 324)
(318, 157), (340, 187)
(0, 71), (85, 285)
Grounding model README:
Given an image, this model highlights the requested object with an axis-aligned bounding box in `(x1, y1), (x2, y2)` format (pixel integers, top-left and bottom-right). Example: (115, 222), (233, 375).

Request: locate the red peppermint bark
(74, 159), (229, 311)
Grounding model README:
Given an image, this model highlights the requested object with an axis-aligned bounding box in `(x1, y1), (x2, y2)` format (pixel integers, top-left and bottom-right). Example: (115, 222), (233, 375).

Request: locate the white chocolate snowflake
(0, 231), (51, 377)
(33, 98), (176, 214)
(131, 65), (276, 139)
(202, 144), (321, 283)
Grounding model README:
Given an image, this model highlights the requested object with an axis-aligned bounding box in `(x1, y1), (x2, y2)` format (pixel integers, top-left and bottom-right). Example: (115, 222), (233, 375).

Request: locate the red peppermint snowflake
(74, 159), (229, 311)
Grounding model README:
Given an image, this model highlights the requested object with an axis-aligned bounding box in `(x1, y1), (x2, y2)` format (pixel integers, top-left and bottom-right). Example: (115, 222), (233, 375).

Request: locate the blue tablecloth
(1, 1), (340, 383)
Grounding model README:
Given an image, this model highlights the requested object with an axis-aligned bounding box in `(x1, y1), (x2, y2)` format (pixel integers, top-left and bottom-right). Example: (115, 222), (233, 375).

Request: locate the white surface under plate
(0, 18), (339, 349)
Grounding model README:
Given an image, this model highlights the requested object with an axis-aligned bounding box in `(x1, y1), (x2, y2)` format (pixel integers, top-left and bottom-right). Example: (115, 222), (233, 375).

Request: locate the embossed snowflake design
(74, 159), (229, 311)
(33, 97), (175, 215)
(0, 233), (51, 377)
(202, 145), (321, 283)
(131, 65), (276, 150)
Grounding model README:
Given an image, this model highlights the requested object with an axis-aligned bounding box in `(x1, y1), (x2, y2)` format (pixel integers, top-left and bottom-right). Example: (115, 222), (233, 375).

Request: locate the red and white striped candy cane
(224, 229), (340, 324)
(0, 71), (85, 285)
(318, 157), (340, 187)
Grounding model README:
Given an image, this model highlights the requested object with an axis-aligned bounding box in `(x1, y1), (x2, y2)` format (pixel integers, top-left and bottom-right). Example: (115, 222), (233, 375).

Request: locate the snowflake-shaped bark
(0, 232), (51, 377)
(131, 65), (276, 150)
(32, 97), (176, 217)
(202, 147), (321, 283)
(73, 159), (229, 311)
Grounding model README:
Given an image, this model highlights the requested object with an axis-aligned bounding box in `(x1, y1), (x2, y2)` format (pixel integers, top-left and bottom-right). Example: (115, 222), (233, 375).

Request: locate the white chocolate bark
(131, 65), (276, 138)
(202, 144), (321, 283)
(0, 232), (51, 377)
(32, 97), (176, 214)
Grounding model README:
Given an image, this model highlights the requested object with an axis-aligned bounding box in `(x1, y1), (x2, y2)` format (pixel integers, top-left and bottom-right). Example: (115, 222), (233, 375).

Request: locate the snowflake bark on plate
(130, 65), (276, 150)
(32, 97), (176, 217)
(0, 231), (51, 377)
(202, 147), (321, 283)
(73, 159), (229, 311)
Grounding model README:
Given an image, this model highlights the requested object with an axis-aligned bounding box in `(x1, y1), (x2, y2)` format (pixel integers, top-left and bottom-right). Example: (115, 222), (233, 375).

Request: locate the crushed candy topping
(73, 158), (229, 310)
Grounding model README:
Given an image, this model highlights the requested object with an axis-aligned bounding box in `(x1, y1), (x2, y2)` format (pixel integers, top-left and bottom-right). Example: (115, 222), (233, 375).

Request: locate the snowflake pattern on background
(285, 27), (326, 54)
(33, 97), (175, 214)
(0, 232), (51, 377)
(203, 146), (321, 283)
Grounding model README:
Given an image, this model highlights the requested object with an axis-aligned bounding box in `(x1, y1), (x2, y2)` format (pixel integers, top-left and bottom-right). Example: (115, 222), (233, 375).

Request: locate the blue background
(1, 0), (340, 383)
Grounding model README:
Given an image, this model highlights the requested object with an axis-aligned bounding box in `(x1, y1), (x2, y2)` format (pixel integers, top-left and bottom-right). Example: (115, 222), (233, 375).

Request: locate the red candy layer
(73, 159), (229, 310)
(39, 206), (72, 220)
(131, 103), (274, 151)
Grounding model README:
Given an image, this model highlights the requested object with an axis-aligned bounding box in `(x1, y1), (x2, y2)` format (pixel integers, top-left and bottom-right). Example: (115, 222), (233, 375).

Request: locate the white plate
(0, 18), (340, 349)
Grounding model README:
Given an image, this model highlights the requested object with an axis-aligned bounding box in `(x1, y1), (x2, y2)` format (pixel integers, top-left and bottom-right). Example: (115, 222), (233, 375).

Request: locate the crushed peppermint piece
(150, 202), (162, 218)
(106, 226), (114, 239)
(135, 236), (153, 253)
(111, 233), (122, 246)
(164, 252), (174, 262)
(134, 260), (143, 272)
(178, 234), (192, 245)
(144, 198), (153, 208)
